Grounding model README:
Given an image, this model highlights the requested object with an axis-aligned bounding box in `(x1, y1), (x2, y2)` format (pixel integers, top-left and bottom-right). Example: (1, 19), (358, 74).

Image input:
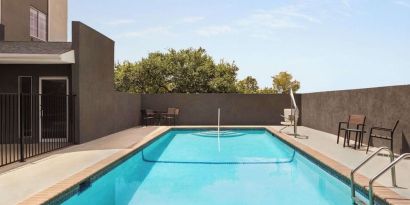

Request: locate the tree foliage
(258, 87), (276, 94)
(115, 48), (238, 93)
(236, 76), (259, 94)
(114, 48), (301, 94)
(271, 71), (300, 94)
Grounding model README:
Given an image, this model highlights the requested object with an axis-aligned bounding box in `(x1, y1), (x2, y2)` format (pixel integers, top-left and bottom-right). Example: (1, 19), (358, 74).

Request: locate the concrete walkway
(274, 126), (410, 199)
(0, 126), (162, 205)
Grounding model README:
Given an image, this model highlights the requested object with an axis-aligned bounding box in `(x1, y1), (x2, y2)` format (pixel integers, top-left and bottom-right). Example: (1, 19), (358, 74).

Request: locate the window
(30, 8), (38, 37)
(30, 7), (47, 41)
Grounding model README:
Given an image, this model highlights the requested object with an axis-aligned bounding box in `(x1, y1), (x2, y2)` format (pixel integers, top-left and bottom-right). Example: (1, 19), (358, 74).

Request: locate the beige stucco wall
(1, 0), (48, 41)
(48, 0), (67, 42)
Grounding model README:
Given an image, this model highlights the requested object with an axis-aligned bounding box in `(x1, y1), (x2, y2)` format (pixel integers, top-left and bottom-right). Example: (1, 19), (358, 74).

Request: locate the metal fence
(0, 94), (75, 167)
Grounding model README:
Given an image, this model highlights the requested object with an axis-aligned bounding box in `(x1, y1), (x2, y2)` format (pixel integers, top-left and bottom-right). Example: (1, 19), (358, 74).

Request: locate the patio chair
(366, 120), (399, 154)
(141, 109), (156, 126)
(279, 109), (295, 133)
(337, 115), (366, 149)
(162, 108), (180, 126)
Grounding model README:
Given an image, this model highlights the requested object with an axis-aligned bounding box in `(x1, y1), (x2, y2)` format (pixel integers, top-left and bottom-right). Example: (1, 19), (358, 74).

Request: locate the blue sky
(68, 0), (410, 93)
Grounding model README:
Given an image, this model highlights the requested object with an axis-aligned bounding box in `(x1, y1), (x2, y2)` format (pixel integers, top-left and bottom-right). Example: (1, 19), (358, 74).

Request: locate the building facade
(0, 0), (67, 42)
(0, 1), (140, 167)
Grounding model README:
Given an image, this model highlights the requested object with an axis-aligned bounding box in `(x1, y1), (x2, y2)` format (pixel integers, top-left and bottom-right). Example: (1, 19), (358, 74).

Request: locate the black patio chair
(366, 120), (399, 154)
(141, 109), (156, 126)
(337, 115), (367, 149)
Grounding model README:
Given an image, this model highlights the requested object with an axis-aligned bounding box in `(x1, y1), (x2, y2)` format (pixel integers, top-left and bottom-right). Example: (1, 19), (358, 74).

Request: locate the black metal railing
(0, 94), (75, 167)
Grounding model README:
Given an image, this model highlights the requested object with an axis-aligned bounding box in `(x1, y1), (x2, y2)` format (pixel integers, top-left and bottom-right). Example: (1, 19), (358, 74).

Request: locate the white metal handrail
(369, 153), (410, 205)
(289, 89), (300, 137)
(350, 147), (396, 204)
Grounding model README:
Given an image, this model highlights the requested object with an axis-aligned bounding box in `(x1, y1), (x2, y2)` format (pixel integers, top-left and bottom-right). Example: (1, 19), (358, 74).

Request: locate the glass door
(39, 77), (69, 142)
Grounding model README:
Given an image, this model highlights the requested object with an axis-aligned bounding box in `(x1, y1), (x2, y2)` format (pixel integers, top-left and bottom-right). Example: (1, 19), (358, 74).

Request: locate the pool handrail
(368, 153), (410, 205)
(350, 147), (396, 204)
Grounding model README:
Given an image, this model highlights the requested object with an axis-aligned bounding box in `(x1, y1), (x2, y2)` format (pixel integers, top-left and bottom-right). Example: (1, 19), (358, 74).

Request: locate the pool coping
(18, 126), (410, 205)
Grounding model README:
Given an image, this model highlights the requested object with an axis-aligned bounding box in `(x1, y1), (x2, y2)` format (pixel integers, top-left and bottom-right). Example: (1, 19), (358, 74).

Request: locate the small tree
(236, 76), (259, 94)
(272, 71), (300, 94)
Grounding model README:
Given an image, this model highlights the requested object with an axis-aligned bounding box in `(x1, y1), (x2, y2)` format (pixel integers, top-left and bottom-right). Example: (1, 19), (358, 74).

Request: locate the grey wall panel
(71, 22), (140, 143)
(301, 85), (410, 153)
(141, 93), (301, 126)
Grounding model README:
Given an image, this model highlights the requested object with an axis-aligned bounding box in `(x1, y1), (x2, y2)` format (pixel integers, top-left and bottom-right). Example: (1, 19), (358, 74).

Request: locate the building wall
(1, 0), (66, 42)
(141, 93), (301, 125)
(48, 0), (67, 42)
(0, 64), (71, 93)
(301, 85), (410, 154)
(1, 0), (48, 41)
(71, 22), (140, 143)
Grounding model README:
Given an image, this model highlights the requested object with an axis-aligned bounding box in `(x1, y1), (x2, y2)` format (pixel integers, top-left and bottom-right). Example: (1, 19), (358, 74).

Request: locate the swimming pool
(60, 129), (370, 205)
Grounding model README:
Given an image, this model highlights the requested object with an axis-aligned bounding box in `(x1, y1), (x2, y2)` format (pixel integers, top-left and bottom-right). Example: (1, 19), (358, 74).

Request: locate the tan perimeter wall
(301, 85), (410, 154)
(142, 93), (301, 126)
(48, 0), (67, 42)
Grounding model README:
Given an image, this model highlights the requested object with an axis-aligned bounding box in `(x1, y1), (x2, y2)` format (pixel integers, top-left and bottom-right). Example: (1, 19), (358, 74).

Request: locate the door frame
(38, 76), (69, 142)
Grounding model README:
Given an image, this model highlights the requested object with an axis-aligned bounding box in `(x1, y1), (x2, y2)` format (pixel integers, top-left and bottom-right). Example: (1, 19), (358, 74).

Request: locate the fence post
(72, 95), (76, 144)
(19, 93), (25, 162)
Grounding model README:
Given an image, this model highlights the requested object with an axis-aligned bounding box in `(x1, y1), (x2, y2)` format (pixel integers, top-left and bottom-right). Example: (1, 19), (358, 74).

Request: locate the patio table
(154, 111), (167, 125)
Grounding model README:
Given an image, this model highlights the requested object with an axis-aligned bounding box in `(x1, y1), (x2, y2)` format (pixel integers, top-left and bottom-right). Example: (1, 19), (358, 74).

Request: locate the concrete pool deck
(270, 126), (410, 205)
(0, 126), (408, 204)
(0, 126), (167, 205)
(272, 126), (410, 199)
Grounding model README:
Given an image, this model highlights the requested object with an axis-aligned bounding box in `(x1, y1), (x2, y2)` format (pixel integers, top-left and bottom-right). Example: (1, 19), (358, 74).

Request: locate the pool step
(353, 197), (367, 205)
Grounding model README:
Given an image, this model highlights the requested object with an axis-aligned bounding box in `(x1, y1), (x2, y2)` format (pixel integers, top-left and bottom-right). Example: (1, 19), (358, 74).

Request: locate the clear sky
(68, 0), (410, 93)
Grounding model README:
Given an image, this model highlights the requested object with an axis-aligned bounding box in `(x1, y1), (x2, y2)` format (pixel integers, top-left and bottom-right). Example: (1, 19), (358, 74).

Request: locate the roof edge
(0, 50), (75, 64)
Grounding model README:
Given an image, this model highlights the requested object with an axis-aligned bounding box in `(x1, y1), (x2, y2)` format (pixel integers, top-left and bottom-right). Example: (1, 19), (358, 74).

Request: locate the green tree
(114, 48), (238, 93)
(167, 48), (213, 93)
(236, 76), (259, 94)
(258, 87), (276, 94)
(114, 52), (172, 93)
(114, 61), (138, 92)
(209, 60), (238, 93)
(271, 71), (300, 94)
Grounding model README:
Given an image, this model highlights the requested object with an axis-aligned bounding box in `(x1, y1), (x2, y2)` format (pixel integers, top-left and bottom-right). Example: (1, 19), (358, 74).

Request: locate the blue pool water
(62, 129), (366, 205)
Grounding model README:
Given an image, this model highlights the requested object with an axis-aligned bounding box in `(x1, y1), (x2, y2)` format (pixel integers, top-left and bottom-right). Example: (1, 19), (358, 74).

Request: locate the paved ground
(0, 126), (161, 205)
(274, 126), (410, 198)
(0, 125), (408, 205)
